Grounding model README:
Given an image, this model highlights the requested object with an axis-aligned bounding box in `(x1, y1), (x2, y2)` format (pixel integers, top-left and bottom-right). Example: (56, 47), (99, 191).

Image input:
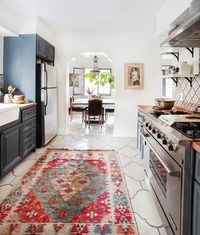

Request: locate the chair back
(88, 99), (103, 116)
(70, 96), (74, 107)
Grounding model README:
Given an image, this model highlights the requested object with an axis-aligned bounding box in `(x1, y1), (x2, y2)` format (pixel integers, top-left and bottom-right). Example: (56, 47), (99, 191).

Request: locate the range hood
(161, 0), (200, 47)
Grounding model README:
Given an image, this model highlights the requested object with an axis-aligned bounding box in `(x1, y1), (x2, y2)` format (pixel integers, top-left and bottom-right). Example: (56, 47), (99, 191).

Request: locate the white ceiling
(3, 0), (166, 33)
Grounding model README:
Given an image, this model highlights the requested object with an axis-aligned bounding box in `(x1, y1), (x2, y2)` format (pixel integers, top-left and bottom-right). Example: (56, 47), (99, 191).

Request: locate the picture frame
(72, 68), (85, 95)
(125, 63), (144, 89)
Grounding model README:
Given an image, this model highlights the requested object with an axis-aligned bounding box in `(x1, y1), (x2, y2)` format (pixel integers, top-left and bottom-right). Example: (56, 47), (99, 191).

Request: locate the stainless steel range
(137, 108), (198, 235)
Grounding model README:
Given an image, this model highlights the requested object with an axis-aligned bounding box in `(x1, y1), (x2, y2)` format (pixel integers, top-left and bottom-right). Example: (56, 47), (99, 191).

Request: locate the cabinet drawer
(23, 117), (36, 132)
(195, 152), (200, 184)
(23, 128), (36, 145)
(23, 139), (36, 158)
(22, 107), (36, 121)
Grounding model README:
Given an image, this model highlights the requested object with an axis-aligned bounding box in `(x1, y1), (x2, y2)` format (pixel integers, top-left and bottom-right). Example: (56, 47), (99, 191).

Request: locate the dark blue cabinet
(195, 153), (200, 184)
(36, 35), (55, 62)
(193, 181), (200, 235)
(0, 123), (22, 176)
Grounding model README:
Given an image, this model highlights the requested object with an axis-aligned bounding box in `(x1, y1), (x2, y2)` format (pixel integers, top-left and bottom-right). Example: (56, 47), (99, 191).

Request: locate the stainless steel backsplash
(173, 75), (200, 111)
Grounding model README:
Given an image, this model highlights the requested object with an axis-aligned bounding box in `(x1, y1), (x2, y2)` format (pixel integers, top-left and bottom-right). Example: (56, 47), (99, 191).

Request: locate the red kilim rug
(0, 149), (138, 235)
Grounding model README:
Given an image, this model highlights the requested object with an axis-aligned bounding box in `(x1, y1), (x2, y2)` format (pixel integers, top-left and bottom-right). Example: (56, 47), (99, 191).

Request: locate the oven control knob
(145, 123), (149, 128)
(152, 128), (158, 134)
(168, 144), (174, 151)
(148, 125), (152, 130)
(162, 139), (167, 145)
(157, 133), (162, 138)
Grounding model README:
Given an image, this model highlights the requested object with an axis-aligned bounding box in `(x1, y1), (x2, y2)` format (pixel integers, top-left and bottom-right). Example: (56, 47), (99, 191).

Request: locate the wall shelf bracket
(171, 77), (178, 87)
(186, 47), (194, 57)
(184, 77), (193, 87)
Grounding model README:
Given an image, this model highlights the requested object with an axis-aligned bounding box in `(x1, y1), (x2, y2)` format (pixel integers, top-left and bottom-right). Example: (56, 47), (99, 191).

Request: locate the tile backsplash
(173, 75), (200, 111)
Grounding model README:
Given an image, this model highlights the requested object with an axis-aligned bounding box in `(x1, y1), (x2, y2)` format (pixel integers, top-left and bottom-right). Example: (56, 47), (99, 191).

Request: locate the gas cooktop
(151, 109), (189, 118)
(172, 122), (200, 139)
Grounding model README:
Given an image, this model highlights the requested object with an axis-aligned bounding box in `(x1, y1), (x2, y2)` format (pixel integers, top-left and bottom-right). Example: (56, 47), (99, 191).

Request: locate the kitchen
(0, 0), (200, 235)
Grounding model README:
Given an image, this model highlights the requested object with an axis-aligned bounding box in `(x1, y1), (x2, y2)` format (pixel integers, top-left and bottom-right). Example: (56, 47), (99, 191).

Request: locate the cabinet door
(193, 181), (200, 235)
(46, 43), (55, 62)
(195, 152), (200, 184)
(36, 35), (55, 62)
(36, 35), (47, 59)
(1, 124), (22, 176)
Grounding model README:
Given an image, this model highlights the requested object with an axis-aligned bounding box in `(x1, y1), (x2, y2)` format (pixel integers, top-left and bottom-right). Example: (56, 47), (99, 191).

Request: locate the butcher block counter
(193, 142), (200, 153)
(137, 105), (192, 115)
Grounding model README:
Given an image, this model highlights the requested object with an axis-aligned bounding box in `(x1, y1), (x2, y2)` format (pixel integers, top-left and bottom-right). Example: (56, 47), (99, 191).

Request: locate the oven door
(142, 132), (182, 235)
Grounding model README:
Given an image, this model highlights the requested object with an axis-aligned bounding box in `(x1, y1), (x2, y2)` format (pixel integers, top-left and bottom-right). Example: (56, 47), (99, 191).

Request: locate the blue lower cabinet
(193, 181), (200, 235)
(195, 153), (200, 185)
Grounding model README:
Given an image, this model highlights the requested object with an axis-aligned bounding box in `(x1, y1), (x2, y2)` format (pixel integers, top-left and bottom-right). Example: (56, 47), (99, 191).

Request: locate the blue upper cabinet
(3, 34), (55, 102)
(3, 34), (36, 102)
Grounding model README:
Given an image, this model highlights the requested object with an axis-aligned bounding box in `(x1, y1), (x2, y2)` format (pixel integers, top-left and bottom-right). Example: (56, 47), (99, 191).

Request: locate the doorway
(66, 52), (116, 136)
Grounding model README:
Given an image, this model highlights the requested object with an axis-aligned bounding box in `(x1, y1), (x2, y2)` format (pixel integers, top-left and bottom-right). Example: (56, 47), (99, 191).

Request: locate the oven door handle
(141, 132), (179, 176)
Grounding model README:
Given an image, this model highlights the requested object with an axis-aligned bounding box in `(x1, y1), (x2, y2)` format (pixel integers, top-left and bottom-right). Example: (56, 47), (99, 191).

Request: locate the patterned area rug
(0, 149), (138, 235)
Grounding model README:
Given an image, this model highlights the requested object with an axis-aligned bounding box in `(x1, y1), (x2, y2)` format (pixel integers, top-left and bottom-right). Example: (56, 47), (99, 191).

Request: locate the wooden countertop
(192, 142), (200, 153)
(137, 105), (192, 114)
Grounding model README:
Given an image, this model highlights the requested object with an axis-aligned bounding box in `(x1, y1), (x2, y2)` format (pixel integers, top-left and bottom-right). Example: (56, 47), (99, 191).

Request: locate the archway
(65, 52), (116, 135)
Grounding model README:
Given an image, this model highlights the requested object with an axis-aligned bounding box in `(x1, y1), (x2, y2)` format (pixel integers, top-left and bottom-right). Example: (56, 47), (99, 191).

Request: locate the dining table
(72, 98), (115, 106)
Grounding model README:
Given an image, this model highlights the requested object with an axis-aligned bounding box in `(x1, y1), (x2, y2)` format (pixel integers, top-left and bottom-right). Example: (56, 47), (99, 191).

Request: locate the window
(84, 68), (112, 96)
(162, 78), (173, 98)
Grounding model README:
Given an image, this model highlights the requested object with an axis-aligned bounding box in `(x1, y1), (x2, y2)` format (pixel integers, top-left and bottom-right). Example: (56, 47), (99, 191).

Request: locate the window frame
(97, 68), (112, 96)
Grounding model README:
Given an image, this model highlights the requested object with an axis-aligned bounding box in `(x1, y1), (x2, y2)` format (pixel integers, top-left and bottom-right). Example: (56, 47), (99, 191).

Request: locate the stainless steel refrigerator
(36, 63), (58, 147)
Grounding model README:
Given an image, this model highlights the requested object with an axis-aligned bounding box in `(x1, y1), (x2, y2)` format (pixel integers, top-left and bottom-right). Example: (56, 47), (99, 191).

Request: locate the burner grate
(172, 122), (200, 139)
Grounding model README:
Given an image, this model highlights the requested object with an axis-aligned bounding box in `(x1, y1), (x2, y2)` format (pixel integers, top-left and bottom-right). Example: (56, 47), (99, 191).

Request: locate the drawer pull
(26, 134), (32, 138)
(26, 143), (33, 150)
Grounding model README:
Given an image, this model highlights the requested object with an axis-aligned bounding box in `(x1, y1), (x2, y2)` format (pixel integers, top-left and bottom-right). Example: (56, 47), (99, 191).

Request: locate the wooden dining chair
(105, 105), (115, 121)
(85, 99), (104, 128)
(69, 96), (87, 122)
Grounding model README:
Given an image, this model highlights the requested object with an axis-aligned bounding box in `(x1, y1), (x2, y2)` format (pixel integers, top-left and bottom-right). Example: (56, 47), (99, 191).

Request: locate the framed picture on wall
(73, 68), (85, 95)
(125, 63), (144, 89)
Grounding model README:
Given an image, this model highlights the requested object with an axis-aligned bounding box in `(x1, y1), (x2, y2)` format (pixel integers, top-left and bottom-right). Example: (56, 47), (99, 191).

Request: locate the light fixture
(90, 55), (100, 76)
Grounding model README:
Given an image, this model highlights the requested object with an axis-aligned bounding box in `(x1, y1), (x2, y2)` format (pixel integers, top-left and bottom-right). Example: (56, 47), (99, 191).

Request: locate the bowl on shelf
(155, 98), (176, 109)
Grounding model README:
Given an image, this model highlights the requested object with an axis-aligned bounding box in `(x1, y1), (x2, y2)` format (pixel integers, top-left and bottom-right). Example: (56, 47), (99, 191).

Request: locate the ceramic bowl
(14, 95), (25, 101)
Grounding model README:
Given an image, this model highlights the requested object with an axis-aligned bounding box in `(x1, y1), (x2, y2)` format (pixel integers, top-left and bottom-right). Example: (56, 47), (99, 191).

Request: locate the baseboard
(113, 129), (137, 137)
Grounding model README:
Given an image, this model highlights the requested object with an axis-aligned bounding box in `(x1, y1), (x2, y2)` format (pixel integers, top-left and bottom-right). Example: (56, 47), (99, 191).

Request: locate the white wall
(0, 0), (19, 35)
(18, 15), (56, 45)
(55, 33), (161, 136)
(157, 0), (192, 36)
(0, 36), (3, 74)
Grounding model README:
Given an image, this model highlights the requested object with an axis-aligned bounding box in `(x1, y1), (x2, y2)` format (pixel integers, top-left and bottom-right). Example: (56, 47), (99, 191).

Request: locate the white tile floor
(0, 114), (167, 235)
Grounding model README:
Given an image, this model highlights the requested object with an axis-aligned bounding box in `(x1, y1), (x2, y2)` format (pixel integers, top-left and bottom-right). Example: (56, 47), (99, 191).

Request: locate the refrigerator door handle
(44, 66), (49, 115)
